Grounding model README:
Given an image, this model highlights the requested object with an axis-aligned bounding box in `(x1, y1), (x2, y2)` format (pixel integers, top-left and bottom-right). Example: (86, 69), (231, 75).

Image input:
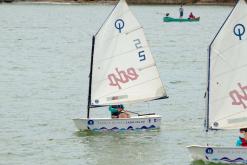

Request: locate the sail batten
(94, 44), (151, 63)
(92, 64), (157, 85)
(212, 64), (247, 79)
(95, 25), (142, 42)
(207, 0), (247, 130)
(95, 76), (164, 98)
(214, 111), (246, 123)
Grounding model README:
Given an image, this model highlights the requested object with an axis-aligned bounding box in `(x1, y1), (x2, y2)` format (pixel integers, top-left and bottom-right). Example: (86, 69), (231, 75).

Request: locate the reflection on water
(190, 160), (206, 165)
(74, 129), (163, 165)
(75, 128), (160, 135)
(191, 160), (233, 165)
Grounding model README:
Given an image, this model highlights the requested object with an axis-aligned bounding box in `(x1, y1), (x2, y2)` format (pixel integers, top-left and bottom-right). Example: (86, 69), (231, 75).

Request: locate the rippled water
(0, 3), (237, 165)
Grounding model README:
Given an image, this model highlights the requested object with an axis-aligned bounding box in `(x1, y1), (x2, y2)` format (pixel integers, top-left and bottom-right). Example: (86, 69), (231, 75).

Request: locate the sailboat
(73, 0), (168, 131)
(187, 0), (247, 164)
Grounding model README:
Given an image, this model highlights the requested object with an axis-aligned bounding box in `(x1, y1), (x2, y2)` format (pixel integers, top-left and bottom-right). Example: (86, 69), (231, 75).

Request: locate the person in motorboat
(236, 128), (247, 147)
(109, 104), (130, 119)
(165, 13), (170, 17)
(179, 4), (184, 18)
(188, 12), (196, 19)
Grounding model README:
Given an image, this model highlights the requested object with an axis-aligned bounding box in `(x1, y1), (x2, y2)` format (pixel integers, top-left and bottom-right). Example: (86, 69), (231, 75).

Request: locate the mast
(205, 47), (211, 132)
(87, 36), (95, 118)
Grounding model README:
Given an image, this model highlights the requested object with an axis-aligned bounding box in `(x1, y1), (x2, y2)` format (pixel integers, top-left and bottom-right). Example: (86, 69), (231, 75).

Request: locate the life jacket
(239, 137), (247, 146)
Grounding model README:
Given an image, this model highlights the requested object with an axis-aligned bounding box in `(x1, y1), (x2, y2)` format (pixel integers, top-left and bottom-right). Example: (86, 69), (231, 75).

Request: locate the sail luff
(208, 3), (238, 49)
(95, 1), (120, 37)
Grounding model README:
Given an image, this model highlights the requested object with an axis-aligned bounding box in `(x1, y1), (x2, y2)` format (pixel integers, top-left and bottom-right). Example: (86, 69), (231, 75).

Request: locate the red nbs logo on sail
(229, 83), (247, 109)
(107, 67), (139, 89)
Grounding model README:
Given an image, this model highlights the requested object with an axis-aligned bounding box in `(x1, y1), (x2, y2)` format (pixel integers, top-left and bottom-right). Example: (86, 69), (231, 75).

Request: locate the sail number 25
(133, 39), (146, 61)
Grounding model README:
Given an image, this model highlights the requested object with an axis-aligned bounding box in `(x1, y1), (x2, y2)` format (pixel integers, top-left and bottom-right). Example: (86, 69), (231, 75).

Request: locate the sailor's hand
(118, 108), (124, 113)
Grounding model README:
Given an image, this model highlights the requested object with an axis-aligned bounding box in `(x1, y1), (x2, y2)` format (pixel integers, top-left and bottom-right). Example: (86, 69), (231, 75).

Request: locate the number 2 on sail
(133, 39), (146, 61)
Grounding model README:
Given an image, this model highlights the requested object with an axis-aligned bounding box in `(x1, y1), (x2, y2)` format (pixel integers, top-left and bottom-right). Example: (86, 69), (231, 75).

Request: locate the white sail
(90, 0), (167, 106)
(208, 0), (247, 129)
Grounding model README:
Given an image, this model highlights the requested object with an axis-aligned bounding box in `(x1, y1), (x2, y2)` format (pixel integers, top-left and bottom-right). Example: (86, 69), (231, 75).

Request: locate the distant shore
(1, 0), (236, 5)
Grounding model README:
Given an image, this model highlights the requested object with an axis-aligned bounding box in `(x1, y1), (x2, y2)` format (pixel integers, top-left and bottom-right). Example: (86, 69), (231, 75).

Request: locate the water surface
(0, 3), (237, 165)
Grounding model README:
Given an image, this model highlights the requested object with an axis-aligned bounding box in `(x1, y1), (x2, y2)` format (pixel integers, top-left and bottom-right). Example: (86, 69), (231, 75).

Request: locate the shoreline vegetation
(0, 0), (236, 5)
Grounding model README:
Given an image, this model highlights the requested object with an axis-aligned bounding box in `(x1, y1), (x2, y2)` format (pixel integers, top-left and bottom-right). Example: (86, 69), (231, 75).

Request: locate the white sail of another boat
(90, 0), (167, 107)
(187, 1), (247, 164)
(207, 0), (247, 130)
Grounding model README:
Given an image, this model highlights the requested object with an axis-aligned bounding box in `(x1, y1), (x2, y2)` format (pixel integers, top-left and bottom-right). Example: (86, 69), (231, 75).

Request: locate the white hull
(187, 145), (247, 164)
(73, 115), (161, 131)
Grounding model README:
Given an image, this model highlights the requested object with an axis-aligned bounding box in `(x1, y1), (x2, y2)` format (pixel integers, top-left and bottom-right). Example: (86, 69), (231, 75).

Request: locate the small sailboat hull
(187, 145), (247, 164)
(73, 115), (161, 131)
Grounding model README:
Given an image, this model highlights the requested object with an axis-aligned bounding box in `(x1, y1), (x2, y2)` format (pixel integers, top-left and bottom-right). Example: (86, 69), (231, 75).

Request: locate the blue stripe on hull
(91, 125), (156, 131)
(207, 157), (247, 164)
(220, 157), (246, 164)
